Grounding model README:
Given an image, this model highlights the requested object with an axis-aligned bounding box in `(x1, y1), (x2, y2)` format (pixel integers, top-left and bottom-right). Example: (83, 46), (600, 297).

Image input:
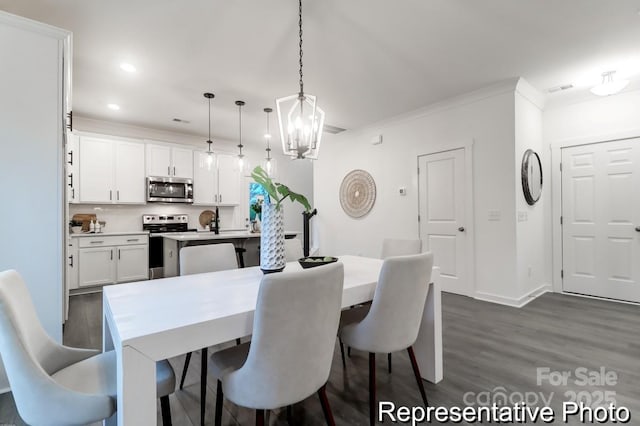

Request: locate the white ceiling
(2, 0), (640, 147)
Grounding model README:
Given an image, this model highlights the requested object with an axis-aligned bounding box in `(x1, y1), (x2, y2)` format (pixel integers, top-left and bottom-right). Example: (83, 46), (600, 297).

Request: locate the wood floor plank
(1, 291), (638, 425)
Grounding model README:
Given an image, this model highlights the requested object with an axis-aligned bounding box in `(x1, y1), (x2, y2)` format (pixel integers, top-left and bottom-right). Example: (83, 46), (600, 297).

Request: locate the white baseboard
(475, 283), (552, 308)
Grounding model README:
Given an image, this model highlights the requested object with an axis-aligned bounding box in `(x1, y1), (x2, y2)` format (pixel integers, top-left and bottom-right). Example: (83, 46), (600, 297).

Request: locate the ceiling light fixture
(590, 71), (629, 96)
(120, 63), (137, 73)
(235, 100), (248, 173)
(107, 103), (120, 111)
(262, 107), (277, 177)
(276, 0), (325, 160)
(204, 92), (215, 168)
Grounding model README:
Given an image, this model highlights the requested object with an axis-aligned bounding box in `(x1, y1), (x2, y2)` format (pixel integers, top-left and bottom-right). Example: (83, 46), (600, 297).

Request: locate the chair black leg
(286, 405), (293, 425)
(160, 395), (172, 426)
(200, 348), (208, 426)
(215, 380), (223, 426)
(256, 409), (265, 426)
(317, 384), (336, 426)
(388, 353), (392, 374)
(347, 346), (351, 357)
(338, 338), (346, 368)
(179, 351), (192, 390)
(236, 338), (241, 345)
(407, 346), (429, 408)
(369, 353), (376, 426)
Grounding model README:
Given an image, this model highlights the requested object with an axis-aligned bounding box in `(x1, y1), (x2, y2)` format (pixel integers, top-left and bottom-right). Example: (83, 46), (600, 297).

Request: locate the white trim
(515, 78), (546, 110)
(475, 283), (552, 308)
(550, 132), (640, 294)
(351, 78), (520, 136)
(0, 10), (70, 39)
(561, 291), (640, 307)
(417, 140), (476, 297)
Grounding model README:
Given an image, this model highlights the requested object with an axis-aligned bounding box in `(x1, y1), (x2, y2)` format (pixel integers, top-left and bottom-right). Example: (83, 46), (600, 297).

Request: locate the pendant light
(276, 0), (325, 160)
(262, 107), (277, 177)
(203, 92), (215, 169)
(590, 71), (629, 96)
(235, 100), (249, 173)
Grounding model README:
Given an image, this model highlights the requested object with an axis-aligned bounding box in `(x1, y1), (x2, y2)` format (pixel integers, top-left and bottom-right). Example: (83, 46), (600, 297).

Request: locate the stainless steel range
(143, 214), (194, 279)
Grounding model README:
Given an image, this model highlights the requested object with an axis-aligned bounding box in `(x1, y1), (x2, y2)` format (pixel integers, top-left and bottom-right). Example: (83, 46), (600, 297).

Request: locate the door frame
(551, 128), (640, 295)
(417, 141), (475, 296)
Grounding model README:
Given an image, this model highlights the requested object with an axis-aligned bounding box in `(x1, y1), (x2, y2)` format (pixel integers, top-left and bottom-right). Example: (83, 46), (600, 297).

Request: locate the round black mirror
(521, 149), (542, 205)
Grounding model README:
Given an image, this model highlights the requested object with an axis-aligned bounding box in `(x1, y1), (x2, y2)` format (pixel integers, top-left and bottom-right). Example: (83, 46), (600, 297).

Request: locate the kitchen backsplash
(69, 204), (244, 233)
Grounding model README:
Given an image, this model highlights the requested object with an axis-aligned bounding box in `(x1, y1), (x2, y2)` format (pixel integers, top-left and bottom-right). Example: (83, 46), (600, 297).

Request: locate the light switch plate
(517, 211), (528, 222)
(399, 187), (407, 196)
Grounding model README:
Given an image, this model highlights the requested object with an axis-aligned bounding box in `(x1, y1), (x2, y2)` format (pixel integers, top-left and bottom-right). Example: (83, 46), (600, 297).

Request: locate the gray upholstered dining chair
(178, 242), (239, 426)
(284, 237), (304, 262)
(0, 270), (175, 426)
(339, 252), (433, 426)
(340, 238), (423, 372)
(208, 262), (344, 426)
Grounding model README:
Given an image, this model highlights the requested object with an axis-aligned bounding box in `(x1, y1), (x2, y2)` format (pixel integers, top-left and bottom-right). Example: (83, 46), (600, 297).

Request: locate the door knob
(636, 226), (640, 232)
(458, 227), (465, 232)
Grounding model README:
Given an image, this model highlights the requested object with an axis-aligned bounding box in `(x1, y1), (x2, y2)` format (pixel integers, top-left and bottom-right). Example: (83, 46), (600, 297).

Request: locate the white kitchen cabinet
(172, 147), (194, 179)
(193, 153), (241, 206)
(193, 151), (217, 205)
(116, 245), (149, 282)
(79, 136), (146, 204)
(78, 246), (116, 287)
(74, 233), (149, 288)
(79, 136), (115, 203)
(66, 133), (79, 203)
(217, 154), (242, 205)
(146, 143), (193, 179)
(115, 141), (146, 203)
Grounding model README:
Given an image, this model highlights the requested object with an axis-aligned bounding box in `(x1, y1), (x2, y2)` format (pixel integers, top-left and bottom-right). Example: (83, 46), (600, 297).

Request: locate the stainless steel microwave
(147, 177), (194, 203)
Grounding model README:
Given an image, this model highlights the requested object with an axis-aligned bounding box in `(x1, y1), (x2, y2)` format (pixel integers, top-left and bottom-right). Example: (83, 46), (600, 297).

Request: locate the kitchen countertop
(70, 231), (150, 238)
(157, 230), (298, 241)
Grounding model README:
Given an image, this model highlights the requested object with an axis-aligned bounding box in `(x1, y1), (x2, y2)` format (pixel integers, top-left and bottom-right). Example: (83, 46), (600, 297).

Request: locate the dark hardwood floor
(1, 291), (639, 425)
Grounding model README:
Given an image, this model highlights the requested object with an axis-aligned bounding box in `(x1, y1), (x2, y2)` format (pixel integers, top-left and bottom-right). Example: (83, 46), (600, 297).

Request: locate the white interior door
(562, 139), (640, 302)
(419, 148), (468, 295)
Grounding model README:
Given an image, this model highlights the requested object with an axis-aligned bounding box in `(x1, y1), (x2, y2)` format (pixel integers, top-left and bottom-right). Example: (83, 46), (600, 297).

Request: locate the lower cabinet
(74, 234), (149, 288)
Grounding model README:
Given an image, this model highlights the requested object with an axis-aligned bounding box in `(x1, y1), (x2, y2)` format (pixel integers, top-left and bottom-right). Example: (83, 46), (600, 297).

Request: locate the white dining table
(102, 255), (442, 425)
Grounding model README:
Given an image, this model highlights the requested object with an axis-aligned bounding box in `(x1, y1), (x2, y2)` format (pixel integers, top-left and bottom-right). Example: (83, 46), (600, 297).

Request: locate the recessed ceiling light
(119, 63), (136, 73)
(107, 103), (120, 111)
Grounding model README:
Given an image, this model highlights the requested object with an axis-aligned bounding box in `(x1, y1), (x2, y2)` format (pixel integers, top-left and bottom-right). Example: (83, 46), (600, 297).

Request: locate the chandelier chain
(298, 0), (304, 94)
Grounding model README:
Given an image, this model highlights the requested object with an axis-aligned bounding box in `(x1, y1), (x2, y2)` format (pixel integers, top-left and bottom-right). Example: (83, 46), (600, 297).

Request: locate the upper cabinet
(78, 136), (145, 204)
(146, 143), (193, 179)
(193, 152), (241, 206)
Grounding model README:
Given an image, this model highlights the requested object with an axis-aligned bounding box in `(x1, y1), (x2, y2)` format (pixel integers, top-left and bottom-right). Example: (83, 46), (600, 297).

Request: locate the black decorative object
(521, 149), (543, 205)
(298, 256), (338, 269)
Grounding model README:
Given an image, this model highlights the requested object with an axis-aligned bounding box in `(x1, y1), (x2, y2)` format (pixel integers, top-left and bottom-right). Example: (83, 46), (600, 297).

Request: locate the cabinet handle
(118, 249), (121, 260)
(90, 241), (104, 244)
(110, 250), (113, 260)
(68, 255), (73, 267)
(168, 166), (171, 175)
(68, 173), (73, 188)
(215, 194), (217, 203)
(126, 238), (139, 242)
(109, 190), (112, 201)
(71, 188), (74, 199)
(117, 190), (120, 201)
(173, 166), (176, 176)
(67, 151), (73, 165)
(219, 194), (222, 203)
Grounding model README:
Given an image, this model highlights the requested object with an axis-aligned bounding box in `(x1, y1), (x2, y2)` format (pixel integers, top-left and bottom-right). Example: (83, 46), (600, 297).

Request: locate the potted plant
(251, 166), (311, 273)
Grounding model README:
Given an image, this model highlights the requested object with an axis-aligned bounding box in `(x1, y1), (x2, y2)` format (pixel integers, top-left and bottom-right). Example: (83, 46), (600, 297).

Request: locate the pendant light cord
(298, 0), (304, 95)
(237, 101), (244, 157)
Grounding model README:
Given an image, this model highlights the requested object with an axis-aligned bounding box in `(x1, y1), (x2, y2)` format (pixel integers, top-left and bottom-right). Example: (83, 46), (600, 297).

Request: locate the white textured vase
(260, 202), (286, 273)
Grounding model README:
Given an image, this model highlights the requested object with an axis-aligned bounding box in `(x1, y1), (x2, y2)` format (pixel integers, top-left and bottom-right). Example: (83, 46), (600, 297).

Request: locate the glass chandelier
(203, 92), (215, 169)
(262, 107), (277, 177)
(276, 0), (325, 160)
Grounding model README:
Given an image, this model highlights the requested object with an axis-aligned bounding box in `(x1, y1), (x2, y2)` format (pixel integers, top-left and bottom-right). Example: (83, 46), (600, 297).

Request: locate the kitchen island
(158, 231), (299, 277)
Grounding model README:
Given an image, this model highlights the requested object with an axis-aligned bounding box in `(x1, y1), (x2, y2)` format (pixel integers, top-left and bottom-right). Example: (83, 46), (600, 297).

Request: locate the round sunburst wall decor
(339, 169), (376, 218)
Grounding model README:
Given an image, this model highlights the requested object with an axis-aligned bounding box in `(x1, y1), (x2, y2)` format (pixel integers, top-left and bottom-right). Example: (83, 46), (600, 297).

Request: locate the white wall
(514, 80), (551, 302)
(72, 116), (314, 235)
(314, 80), (525, 301)
(543, 87), (640, 292)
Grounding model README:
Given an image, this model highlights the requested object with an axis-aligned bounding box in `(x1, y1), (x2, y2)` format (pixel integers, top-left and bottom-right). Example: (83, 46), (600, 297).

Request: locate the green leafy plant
(251, 166), (311, 211)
